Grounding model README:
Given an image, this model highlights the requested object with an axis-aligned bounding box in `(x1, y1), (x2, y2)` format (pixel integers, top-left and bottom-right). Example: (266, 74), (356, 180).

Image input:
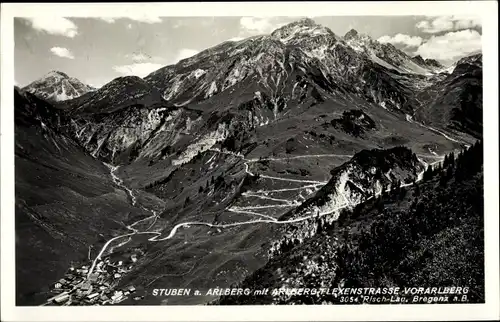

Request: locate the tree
(423, 165), (434, 181)
(399, 187), (407, 200)
(394, 179), (401, 195)
(317, 219), (324, 234)
(439, 172), (448, 186)
(337, 209), (350, 227)
(414, 182), (420, 196)
(376, 197), (384, 212)
(449, 152), (455, 168)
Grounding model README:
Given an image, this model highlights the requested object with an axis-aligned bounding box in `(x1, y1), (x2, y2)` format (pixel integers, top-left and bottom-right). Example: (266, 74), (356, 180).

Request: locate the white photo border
(1, 1), (498, 321)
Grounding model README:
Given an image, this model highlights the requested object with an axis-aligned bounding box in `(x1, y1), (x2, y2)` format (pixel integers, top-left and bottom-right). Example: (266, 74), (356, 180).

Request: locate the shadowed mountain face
(14, 89), (165, 305)
(415, 54), (483, 138)
(15, 18), (482, 306)
(412, 55), (444, 70)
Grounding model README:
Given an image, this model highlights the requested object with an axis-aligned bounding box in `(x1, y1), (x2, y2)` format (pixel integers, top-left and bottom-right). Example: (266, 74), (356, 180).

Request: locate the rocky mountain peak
(101, 75), (149, 89)
(274, 17), (320, 31)
(412, 55), (425, 64)
(42, 70), (71, 80)
(457, 53), (482, 66)
(291, 17), (317, 27)
(344, 28), (359, 40)
(22, 70), (94, 102)
(424, 58), (443, 68)
(63, 74), (165, 115)
(343, 29), (377, 51)
(270, 18), (335, 44)
(411, 55), (444, 69)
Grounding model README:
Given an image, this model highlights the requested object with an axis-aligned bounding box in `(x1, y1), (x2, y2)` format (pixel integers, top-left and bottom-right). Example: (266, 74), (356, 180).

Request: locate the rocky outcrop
(269, 146), (423, 257)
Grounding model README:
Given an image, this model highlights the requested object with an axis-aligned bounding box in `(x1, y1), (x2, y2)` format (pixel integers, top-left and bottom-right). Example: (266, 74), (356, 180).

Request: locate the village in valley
(44, 251), (144, 306)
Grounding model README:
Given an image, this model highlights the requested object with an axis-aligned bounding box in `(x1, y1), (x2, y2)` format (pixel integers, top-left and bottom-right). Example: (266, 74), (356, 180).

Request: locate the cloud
(98, 15), (162, 24)
(228, 36), (245, 42)
(23, 17), (78, 38)
(113, 63), (163, 78)
(416, 15), (481, 34)
(378, 33), (423, 48)
(126, 52), (152, 63)
(175, 49), (199, 62)
(50, 47), (75, 59)
(172, 17), (214, 29)
(99, 17), (116, 23)
(115, 49), (199, 76)
(240, 17), (282, 34)
(86, 76), (114, 88)
(415, 29), (482, 62)
(128, 15), (163, 24)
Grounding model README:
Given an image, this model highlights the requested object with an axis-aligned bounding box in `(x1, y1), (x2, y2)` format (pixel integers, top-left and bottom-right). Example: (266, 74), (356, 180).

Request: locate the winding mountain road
(87, 150), (445, 278)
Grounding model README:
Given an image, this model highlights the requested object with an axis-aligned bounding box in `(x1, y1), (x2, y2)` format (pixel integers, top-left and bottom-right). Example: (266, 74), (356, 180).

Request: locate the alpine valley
(15, 18), (483, 306)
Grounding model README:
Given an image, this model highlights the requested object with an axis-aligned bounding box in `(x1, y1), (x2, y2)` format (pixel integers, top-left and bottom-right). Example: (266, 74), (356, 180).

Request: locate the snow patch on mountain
(205, 81), (218, 98)
(192, 69), (206, 79)
(368, 52), (399, 71)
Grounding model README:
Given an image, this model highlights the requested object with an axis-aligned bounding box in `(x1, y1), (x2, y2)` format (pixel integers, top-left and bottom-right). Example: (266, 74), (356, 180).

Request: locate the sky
(14, 15), (482, 88)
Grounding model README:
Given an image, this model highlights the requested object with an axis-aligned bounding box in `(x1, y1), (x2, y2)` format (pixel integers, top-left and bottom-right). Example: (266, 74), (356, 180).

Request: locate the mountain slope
(22, 71), (95, 102)
(51, 18), (477, 173)
(216, 142), (484, 305)
(61, 76), (164, 114)
(260, 146), (424, 256)
(344, 29), (438, 75)
(414, 53), (482, 138)
(145, 19), (422, 116)
(412, 55), (444, 71)
(15, 88), (165, 305)
(52, 76), (177, 163)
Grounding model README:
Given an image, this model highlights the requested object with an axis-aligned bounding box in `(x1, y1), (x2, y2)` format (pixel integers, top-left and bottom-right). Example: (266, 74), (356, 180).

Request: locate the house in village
(80, 282), (92, 295)
(88, 273), (99, 283)
(86, 292), (100, 302)
(111, 290), (124, 302)
(53, 292), (70, 304)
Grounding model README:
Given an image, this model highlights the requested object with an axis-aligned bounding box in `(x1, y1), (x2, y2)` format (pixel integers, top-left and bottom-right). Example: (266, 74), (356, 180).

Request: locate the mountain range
(15, 18), (482, 306)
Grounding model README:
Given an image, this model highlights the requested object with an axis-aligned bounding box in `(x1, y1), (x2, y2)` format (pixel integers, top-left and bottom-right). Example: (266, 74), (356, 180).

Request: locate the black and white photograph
(1, 2), (499, 321)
